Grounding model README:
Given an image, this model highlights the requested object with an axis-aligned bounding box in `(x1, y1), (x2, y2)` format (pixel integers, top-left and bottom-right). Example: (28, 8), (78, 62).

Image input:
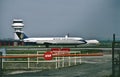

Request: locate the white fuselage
(23, 37), (86, 44)
(85, 40), (100, 44)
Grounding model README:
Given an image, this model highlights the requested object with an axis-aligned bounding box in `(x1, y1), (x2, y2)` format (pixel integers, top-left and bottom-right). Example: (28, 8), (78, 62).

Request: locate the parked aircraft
(16, 32), (87, 47)
(86, 40), (100, 44)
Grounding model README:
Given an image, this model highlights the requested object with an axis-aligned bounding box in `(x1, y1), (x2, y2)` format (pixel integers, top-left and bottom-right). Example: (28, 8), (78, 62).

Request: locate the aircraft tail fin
(16, 32), (28, 39)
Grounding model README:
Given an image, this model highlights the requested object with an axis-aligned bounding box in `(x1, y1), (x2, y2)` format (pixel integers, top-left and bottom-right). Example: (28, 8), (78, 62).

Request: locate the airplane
(85, 40), (100, 44)
(16, 32), (87, 47)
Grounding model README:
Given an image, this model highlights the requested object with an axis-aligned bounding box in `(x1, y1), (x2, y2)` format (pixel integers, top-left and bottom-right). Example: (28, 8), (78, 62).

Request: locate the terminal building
(0, 40), (23, 46)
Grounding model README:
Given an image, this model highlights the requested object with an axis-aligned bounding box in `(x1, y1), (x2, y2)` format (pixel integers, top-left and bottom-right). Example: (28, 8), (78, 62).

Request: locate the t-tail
(16, 32), (28, 39)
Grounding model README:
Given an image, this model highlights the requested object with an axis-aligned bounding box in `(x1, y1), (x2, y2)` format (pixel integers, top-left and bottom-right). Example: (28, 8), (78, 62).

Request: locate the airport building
(0, 19), (25, 46)
(12, 19), (24, 40)
(0, 40), (24, 46)
(11, 19), (24, 46)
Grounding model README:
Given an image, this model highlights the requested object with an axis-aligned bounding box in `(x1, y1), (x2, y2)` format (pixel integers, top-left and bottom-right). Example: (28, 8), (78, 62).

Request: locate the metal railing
(2, 52), (83, 70)
(0, 52), (103, 70)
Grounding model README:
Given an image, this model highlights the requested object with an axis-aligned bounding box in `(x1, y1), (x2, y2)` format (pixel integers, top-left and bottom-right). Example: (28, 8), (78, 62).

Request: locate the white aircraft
(86, 40), (100, 44)
(16, 32), (87, 47)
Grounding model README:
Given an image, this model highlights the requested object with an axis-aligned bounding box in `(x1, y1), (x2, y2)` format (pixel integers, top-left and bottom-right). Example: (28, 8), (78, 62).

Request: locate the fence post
(0, 52), (3, 76)
(79, 51), (82, 64)
(75, 53), (77, 65)
(28, 54), (30, 69)
(119, 53), (120, 76)
(37, 52), (39, 64)
(58, 52), (60, 68)
(56, 57), (58, 69)
(69, 56), (71, 66)
(112, 34), (115, 77)
(62, 56), (64, 67)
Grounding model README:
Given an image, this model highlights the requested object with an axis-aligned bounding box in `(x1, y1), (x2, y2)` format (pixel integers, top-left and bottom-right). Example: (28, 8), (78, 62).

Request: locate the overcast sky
(0, 0), (120, 40)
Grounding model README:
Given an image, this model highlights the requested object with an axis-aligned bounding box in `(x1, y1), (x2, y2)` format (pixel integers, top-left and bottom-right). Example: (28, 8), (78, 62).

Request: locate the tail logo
(16, 32), (28, 39)
(20, 33), (24, 39)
